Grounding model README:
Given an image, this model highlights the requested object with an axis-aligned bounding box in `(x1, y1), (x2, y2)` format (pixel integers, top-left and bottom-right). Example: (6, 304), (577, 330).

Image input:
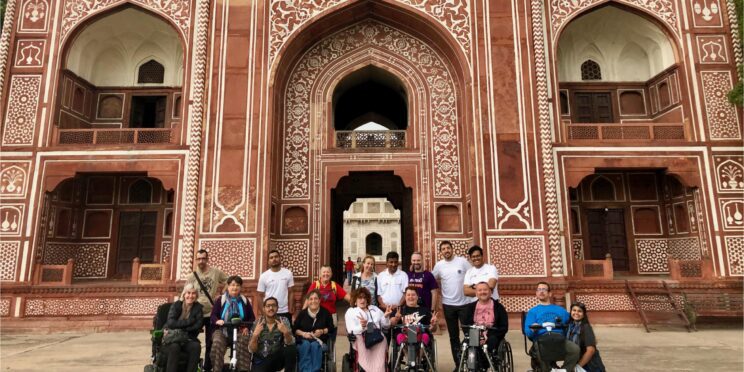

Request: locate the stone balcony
(55, 127), (174, 145)
(563, 122), (688, 142)
(335, 130), (406, 149)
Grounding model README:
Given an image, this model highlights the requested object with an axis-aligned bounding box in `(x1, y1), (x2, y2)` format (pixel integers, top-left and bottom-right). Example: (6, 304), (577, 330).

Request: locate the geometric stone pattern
(24, 297), (168, 316)
(199, 239), (256, 280)
(700, 71), (741, 139)
(500, 296), (539, 313)
(572, 239), (583, 259)
(60, 0), (191, 41)
(0, 241), (20, 281)
(1, 75), (41, 146)
(574, 294), (635, 311)
(725, 236), (744, 276)
(283, 20), (461, 198)
(549, 0), (679, 38)
(486, 236), (546, 276)
(271, 239), (309, 277)
(43, 243), (109, 278)
(161, 240), (172, 264)
(667, 237), (702, 260)
(636, 239), (669, 273)
(530, 0), (562, 275)
(0, 298), (10, 317)
(268, 0), (471, 64)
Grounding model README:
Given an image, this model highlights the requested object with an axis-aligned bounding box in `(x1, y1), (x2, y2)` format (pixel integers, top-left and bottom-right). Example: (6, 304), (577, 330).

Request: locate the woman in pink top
(463, 282), (508, 349)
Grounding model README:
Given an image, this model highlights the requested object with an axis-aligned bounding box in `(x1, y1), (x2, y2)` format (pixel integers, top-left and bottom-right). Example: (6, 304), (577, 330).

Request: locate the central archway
(268, 7), (473, 281)
(331, 172), (413, 282)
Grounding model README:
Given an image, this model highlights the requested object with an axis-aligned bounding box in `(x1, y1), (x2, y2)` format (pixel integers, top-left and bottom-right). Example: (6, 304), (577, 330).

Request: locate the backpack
(314, 280), (337, 295)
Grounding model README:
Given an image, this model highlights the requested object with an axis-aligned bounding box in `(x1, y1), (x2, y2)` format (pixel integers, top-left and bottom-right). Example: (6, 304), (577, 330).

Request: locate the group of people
(162, 242), (605, 372)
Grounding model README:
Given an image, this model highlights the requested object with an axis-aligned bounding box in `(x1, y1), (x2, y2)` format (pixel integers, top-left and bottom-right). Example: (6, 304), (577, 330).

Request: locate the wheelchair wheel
(497, 341), (513, 372)
(342, 353), (352, 372)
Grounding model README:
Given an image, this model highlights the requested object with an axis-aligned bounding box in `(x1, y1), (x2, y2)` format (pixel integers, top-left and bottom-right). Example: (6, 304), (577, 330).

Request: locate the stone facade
(0, 0), (741, 322)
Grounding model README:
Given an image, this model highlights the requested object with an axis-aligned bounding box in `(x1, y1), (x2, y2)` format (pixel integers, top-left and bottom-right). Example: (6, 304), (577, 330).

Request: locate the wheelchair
(294, 332), (336, 372)
(520, 312), (568, 372)
(216, 318), (253, 372)
(456, 325), (513, 372)
(145, 302), (203, 372)
(389, 324), (437, 372)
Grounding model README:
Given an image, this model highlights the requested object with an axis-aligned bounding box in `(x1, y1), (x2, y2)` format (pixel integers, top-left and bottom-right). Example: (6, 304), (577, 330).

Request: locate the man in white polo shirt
(376, 251), (408, 310)
(463, 245), (500, 302)
(432, 240), (472, 367)
(257, 249), (295, 322)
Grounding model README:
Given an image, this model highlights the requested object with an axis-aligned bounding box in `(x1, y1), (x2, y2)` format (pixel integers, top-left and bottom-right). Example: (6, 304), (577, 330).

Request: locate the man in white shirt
(463, 245), (500, 302)
(376, 251), (408, 310)
(432, 240), (472, 367)
(257, 249), (295, 322)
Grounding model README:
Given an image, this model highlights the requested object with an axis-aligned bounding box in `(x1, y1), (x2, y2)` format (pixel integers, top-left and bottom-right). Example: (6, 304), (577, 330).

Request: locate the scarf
(307, 307), (319, 319)
(221, 295), (245, 322)
(567, 321), (582, 345)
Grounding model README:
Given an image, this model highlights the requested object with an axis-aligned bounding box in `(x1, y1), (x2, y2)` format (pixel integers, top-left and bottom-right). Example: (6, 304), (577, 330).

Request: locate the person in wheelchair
(210, 275), (255, 371)
(390, 286), (438, 347)
(249, 297), (297, 372)
(294, 289), (333, 372)
(462, 282), (508, 368)
(162, 283), (204, 372)
(524, 282), (579, 372)
(345, 287), (393, 372)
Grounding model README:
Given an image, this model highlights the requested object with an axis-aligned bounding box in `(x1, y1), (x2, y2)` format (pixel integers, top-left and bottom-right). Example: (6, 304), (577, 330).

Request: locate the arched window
(137, 60), (165, 84)
(333, 66), (407, 130)
(581, 60), (602, 80)
(365, 233), (382, 256)
(128, 179), (153, 203)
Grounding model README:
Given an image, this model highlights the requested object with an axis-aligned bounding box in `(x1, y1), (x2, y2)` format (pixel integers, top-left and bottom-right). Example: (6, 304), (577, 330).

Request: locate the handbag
(362, 312), (385, 349)
(162, 328), (189, 345)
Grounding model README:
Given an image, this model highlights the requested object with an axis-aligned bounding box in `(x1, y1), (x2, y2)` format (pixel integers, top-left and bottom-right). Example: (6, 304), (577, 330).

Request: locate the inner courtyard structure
(0, 0), (741, 326)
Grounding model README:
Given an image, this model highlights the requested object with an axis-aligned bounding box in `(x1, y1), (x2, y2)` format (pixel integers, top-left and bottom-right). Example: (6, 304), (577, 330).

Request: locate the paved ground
(1, 323), (742, 371)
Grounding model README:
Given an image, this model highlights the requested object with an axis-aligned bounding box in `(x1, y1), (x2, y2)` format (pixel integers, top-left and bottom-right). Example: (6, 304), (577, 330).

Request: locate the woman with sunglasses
(567, 302), (606, 372)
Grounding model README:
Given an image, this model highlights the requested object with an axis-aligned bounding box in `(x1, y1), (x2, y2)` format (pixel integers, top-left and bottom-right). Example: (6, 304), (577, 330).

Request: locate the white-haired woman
(163, 283), (204, 372)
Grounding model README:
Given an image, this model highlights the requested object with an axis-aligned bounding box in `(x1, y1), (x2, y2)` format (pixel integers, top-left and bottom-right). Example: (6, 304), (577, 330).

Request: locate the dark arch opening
(365, 233), (383, 256)
(333, 65), (408, 130)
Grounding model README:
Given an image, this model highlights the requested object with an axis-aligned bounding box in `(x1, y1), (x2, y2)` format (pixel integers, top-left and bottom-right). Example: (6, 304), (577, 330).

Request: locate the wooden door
(587, 208), (629, 271)
(116, 211), (157, 276)
(574, 92), (613, 123)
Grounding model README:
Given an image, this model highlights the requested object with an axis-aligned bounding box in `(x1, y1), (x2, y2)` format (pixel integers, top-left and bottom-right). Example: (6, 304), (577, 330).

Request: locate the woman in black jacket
(293, 290), (334, 372)
(164, 283), (204, 372)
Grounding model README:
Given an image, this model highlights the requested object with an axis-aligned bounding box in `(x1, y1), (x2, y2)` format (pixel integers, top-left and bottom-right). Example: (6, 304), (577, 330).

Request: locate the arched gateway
(270, 18), (472, 280)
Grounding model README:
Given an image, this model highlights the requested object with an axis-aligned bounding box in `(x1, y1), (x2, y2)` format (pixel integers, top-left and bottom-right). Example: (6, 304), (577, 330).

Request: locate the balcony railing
(335, 130), (406, 149)
(56, 128), (173, 145)
(565, 122), (687, 141)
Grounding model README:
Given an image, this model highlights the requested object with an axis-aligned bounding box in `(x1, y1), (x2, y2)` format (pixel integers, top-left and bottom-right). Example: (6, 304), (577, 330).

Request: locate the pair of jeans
(297, 339), (324, 372)
(346, 270), (353, 284)
(442, 303), (469, 366)
(252, 344), (298, 372)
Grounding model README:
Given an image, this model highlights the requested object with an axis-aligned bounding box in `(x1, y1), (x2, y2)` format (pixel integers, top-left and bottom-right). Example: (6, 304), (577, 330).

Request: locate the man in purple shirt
(407, 251), (439, 309)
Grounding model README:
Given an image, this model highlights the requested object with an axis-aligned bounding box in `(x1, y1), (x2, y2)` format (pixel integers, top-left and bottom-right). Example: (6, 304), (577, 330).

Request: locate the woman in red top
(306, 265), (351, 330)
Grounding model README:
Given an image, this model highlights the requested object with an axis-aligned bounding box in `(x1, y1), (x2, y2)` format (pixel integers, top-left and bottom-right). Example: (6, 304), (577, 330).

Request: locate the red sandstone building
(0, 0), (741, 327)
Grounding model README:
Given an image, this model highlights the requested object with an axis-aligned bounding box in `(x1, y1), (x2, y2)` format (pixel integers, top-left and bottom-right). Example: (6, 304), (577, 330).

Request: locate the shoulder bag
(362, 310), (385, 348)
